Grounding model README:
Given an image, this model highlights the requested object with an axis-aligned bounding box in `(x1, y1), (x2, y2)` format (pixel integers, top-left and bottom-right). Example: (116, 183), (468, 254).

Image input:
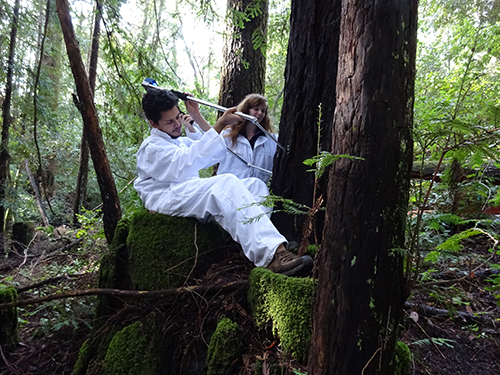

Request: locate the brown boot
(267, 244), (313, 276)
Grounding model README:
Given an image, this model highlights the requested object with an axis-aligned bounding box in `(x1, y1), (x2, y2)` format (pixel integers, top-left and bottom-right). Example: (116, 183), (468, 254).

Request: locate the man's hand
(180, 113), (196, 133)
(184, 94), (213, 132)
(184, 95), (200, 117)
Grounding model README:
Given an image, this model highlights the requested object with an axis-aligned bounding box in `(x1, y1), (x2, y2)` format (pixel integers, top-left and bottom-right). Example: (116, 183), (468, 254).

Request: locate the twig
(404, 310), (446, 358)
(0, 343), (21, 375)
(0, 280), (248, 310)
(361, 347), (381, 375)
(183, 222), (199, 286)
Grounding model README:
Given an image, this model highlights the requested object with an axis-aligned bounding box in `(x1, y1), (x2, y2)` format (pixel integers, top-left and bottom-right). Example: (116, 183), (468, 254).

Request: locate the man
(134, 88), (313, 276)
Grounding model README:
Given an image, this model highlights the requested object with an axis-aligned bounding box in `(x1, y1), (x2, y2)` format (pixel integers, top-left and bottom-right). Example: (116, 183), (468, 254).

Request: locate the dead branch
(0, 280), (248, 310)
(416, 268), (500, 288)
(16, 272), (92, 293)
(404, 302), (497, 325)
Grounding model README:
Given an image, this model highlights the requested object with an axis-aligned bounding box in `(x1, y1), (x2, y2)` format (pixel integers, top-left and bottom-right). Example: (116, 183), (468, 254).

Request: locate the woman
(217, 94), (277, 184)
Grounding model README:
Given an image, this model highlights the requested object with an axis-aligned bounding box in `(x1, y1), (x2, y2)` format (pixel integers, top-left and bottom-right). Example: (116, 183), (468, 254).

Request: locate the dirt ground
(1, 229), (500, 375)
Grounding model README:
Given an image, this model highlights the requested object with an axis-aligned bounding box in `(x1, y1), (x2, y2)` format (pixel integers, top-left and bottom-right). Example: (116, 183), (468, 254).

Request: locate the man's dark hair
(142, 89), (179, 124)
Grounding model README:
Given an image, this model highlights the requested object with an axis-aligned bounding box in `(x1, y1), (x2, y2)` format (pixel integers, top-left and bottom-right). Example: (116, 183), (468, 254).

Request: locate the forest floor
(0, 224), (500, 375)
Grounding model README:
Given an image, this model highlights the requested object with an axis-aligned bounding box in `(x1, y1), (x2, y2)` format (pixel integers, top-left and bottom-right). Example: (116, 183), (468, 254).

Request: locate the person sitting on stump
(134, 88), (313, 276)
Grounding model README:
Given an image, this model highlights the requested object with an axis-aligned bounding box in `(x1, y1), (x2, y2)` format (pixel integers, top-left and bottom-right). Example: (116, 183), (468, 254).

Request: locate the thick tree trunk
(218, 0), (268, 107)
(0, 0), (20, 234)
(56, 0), (121, 244)
(270, 0), (341, 243)
(73, 0), (100, 224)
(308, 1), (418, 374)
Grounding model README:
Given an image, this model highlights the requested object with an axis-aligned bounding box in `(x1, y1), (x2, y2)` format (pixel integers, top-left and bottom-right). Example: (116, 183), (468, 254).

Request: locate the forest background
(1, 0), (500, 374)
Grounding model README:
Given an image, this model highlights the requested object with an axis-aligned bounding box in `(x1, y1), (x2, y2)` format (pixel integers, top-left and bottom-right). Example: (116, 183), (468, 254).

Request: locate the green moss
(126, 210), (229, 290)
(305, 244), (319, 258)
(95, 216), (132, 318)
(205, 317), (240, 375)
(248, 268), (317, 363)
(0, 285), (18, 347)
(102, 321), (156, 375)
(394, 341), (411, 375)
(71, 339), (90, 375)
(98, 215), (132, 290)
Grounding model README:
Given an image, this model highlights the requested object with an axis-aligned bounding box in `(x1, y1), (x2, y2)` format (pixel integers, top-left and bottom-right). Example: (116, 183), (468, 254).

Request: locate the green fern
(436, 228), (489, 252)
(303, 152), (364, 180)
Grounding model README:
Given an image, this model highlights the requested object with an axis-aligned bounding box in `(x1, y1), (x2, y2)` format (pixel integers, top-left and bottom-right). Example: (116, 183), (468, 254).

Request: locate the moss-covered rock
(0, 285), (18, 348)
(205, 317), (241, 375)
(394, 341), (411, 375)
(248, 267), (317, 363)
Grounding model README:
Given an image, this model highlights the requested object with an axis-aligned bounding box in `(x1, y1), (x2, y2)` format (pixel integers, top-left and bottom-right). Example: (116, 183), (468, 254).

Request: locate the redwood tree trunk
(308, 0), (418, 374)
(218, 0), (268, 107)
(0, 0), (20, 234)
(270, 0), (341, 243)
(56, 0), (121, 244)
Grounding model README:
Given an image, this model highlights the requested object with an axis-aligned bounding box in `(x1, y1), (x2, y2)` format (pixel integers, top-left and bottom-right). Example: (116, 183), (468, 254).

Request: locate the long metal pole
(142, 79), (286, 152)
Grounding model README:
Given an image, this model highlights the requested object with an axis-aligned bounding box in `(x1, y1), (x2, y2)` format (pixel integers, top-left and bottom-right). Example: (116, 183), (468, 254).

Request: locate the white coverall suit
(133, 127), (286, 268)
(217, 128), (277, 184)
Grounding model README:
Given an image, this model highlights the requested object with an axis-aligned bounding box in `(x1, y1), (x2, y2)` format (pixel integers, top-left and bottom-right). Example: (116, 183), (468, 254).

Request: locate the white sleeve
(185, 123), (204, 141)
(137, 129), (226, 182)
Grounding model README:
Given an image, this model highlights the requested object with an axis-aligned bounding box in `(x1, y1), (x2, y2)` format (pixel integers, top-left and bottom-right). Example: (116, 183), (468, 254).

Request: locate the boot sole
(280, 255), (313, 277)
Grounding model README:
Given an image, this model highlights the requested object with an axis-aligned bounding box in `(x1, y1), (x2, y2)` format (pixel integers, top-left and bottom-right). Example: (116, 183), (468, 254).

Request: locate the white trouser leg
(145, 174), (285, 267)
(240, 177), (272, 217)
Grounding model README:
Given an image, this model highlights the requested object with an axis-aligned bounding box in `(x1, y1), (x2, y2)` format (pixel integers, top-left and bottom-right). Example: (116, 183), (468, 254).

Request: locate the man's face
(150, 107), (182, 138)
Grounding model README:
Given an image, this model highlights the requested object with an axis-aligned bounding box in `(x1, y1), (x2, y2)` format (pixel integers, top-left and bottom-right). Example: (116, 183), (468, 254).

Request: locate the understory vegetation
(1, 0), (500, 374)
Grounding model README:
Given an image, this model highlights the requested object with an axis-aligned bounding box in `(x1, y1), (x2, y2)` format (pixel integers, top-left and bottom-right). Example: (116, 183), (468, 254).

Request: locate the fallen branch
(0, 280), (248, 310)
(416, 268), (500, 288)
(16, 272), (92, 293)
(0, 238), (83, 273)
(404, 302), (496, 325)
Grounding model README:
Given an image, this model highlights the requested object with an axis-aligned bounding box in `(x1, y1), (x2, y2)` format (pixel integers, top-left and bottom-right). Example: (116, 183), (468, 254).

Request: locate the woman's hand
(214, 107), (244, 133)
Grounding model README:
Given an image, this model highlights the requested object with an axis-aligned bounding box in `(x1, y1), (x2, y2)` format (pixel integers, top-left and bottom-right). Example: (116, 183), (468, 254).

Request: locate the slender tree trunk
(25, 160), (49, 227)
(0, 0), (20, 234)
(33, 0), (56, 218)
(56, 0), (121, 244)
(270, 0), (341, 243)
(307, 1), (418, 374)
(73, 0), (101, 224)
(218, 0), (268, 107)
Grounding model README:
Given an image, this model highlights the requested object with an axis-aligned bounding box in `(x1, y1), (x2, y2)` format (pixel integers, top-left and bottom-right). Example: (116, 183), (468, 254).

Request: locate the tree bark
(308, 1), (418, 374)
(0, 0), (20, 234)
(73, 0), (101, 224)
(270, 0), (341, 243)
(56, 0), (121, 244)
(218, 0), (268, 107)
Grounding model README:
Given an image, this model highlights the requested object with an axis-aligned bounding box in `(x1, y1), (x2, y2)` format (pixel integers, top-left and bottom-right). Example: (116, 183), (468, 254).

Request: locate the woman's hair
(225, 93), (273, 146)
(142, 89), (179, 124)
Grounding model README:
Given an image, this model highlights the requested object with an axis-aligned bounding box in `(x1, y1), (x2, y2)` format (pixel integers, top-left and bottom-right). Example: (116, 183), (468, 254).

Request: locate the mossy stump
(0, 285), (19, 349)
(395, 341), (412, 375)
(74, 209), (235, 375)
(205, 317), (241, 375)
(248, 267), (317, 363)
